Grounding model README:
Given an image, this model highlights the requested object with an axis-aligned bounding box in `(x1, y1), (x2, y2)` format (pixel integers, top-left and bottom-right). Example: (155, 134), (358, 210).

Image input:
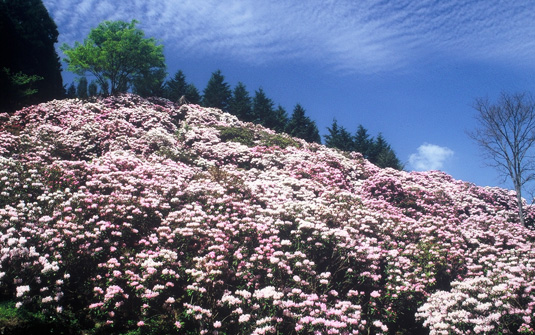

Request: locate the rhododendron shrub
(0, 94), (534, 334)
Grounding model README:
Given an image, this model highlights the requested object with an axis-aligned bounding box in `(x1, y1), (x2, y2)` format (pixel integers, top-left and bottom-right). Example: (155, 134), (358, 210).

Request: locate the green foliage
(253, 88), (275, 126)
(67, 83), (76, 98)
(229, 82), (253, 121)
(272, 105), (289, 133)
(202, 70), (231, 112)
(286, 104), (321, 144)
(132, 67), (167, 98)
(88, 80), (98, 96)
(325, 119), (353, 151)
(163, 70), (200, 104)
(184, 83), (201, 105)
(164, 70), (188, 102)
(260, 133), (301, 149)
(217, 126), (256, 147)
(77, 77), (88, 99)
(324, 120), (403, 170)
(1, 67), (43, 100)
(0, 301), (79, 335)
(61, 20), (165, 95)
(0, 0), (63, 111)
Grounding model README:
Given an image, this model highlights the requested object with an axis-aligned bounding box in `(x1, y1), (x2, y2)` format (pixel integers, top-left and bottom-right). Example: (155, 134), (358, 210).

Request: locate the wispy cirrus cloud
(43, 0), (535, 74)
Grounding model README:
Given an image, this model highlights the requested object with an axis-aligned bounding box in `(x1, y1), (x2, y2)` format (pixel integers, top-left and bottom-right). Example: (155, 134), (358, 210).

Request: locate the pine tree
(272, 105), (289, 133)
(164, 70), (188, 102)
(229, 82), (253, 121)
(77, 77), (88, 99)
(132, 67), (166, 97)
(286, 104), (321, 144)
(202, 70), (231, 112)
(0, 0), (63, 111)
(88, 80), (98, 96)
(325, 119), (354, 151)
(253, 88), (276, 127)
(185, 84), (201, 105)
(353, 125), (373, 158)
(67, 83), (76, 98)
(368, 133), (403, 169)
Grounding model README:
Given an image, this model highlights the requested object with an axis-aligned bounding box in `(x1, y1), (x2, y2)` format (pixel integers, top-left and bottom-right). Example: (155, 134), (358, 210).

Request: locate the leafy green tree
(286, 104), (321, 143)
(61, 20), (165, 95)
(229, 82), (253, 121)
(77, 77), (88, 99)
(202, 70), (231, 112)
(88, 80), (98, 96)
(0, 0), (63, 111)
(325, 119), (354, 151)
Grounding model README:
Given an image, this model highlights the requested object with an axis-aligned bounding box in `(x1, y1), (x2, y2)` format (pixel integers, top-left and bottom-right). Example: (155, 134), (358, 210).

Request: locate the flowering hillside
(1, 94), (534, 335)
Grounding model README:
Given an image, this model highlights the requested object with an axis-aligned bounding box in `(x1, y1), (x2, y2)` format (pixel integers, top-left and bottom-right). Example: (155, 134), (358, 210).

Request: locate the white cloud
(409, 143), (454, 171)
(43, 0), (535, 74)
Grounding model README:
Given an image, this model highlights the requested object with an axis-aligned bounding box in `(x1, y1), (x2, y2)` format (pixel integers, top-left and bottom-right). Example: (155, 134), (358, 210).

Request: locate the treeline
(67, 69), (322, 144)
(67, 69), (401, 170)
(1, 0), (402, 169)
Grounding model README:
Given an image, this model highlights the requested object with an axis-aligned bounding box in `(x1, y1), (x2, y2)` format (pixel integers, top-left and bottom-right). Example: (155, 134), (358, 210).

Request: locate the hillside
(0, 94), (534, 335)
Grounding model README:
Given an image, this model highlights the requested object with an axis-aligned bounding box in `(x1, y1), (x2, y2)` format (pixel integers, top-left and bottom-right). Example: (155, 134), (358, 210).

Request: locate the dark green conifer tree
(88, 80), (98, 96)
(229, 82), (253, 121)
(164, 70), (188, 102)
(325, 119), (354, 151)
(133, 67), (166, 97)
(202, 70), (231, 112)
(77, 77), (88, 99)
(253, 88), (277, 127)
(185, 83), (201, 105)
(67, 83), (76, 98)
(286, 104), (321, 144)
(0, 0), (63, 111)
(272, 105), (289, 133)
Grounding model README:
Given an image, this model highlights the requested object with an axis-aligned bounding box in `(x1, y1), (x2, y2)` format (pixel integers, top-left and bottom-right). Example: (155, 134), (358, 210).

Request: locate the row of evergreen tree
(66, 68), (402, 170)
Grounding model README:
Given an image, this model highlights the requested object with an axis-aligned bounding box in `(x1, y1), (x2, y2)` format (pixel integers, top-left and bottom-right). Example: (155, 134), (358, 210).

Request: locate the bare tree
(469, 92), (535, 227)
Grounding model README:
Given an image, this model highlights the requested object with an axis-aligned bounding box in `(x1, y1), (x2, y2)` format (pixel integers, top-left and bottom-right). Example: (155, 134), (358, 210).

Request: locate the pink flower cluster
(0, 94), (534, 334)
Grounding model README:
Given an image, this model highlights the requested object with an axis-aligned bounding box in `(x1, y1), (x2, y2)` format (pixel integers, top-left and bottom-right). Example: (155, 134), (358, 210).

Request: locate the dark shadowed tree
(66, 83), (76, 98)
(370, 134), (403, 169)
(185, 83), (201, 105)
(229, 82), (253, 121)
(272, 105), (289, 133)
(164, 70), (188, 102)
(469, 92), (535, 227)
(325, 119), (354, 152)
(133, 67), (166, 97)
(0, 0), (63, 111)
(286, 104), (321, 144)
(202, 70), (231, 112)
(353, 125), (373, 158)
(77, 77), (88, 99)
(62, 20), (165, 95)
(88, 80), (98, 96)
(253, 88), (277, 128)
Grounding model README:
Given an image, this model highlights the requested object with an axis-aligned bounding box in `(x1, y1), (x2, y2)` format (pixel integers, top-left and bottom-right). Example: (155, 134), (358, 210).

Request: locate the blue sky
(43, 0), (535, 189)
